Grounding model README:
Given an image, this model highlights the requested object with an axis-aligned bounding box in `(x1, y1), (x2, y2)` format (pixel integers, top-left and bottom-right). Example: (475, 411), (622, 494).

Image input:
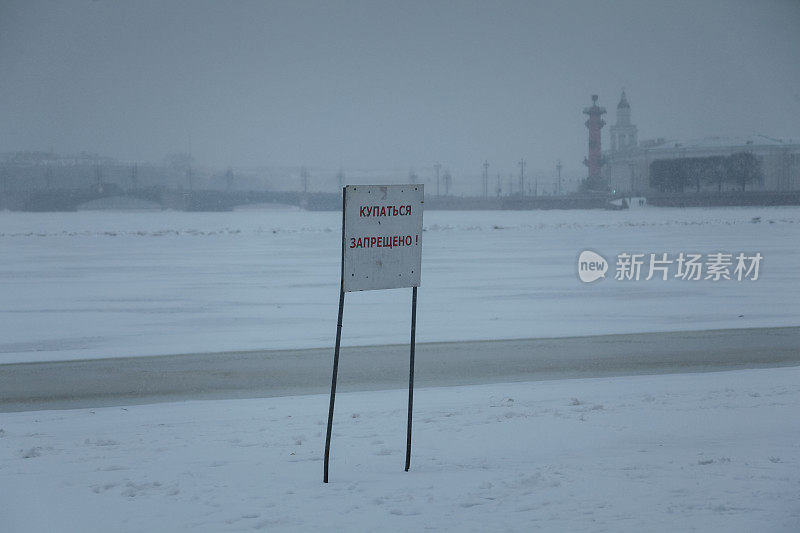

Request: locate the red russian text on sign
(343, 185), (424, 292)
(359, 205), (413, 217)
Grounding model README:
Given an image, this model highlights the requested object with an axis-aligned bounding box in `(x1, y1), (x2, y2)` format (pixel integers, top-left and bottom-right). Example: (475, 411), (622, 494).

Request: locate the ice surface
(1, 206), (798, 363)
(2, 367), (798, 532)
(2, 207), (798, 531)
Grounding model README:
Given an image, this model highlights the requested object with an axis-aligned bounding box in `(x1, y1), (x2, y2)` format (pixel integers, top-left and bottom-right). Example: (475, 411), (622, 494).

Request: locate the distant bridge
(10, 187), (795, 213)
(0, 186), (342, 212)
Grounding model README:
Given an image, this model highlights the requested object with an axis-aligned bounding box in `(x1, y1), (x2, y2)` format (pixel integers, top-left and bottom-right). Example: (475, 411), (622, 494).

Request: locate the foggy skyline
(2, 0), (799, 177)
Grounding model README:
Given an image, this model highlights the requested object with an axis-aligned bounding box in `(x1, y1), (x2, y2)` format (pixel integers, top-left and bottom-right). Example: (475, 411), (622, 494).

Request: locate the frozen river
(1, 206), (799, 364)
(2, 206), (799, 532)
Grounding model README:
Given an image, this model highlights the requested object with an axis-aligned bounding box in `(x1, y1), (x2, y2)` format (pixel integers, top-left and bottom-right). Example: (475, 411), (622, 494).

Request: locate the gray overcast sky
(2, 0), (799, 177)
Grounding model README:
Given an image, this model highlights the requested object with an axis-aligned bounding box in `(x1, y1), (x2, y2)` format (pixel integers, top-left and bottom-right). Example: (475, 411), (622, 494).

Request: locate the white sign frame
(342, 184), (424, 292)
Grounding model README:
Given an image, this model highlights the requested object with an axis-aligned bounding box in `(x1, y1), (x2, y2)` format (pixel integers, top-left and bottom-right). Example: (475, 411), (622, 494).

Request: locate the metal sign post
(323, 286), (344, 484)
(324, 184), (424, 483)
(405, 285), (417, 472)
(323, 189), (347, 484)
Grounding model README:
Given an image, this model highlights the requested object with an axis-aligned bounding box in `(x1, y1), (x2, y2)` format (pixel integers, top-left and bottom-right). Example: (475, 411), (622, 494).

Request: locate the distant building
(608, 90), (637, 153)
(602, 91), (800, 194)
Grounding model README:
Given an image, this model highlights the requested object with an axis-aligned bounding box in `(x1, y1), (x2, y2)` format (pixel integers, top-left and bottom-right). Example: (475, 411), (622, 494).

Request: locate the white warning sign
(342, 184), (424, 292)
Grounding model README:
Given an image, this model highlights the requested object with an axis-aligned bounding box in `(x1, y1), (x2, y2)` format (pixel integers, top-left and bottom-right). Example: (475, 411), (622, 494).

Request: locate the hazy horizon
(2, 0), (799, 178)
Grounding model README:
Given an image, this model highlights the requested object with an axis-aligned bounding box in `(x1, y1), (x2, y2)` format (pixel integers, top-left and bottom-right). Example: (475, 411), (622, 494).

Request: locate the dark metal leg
(405, 286), (418, 472)
(324, 289), (345, 483)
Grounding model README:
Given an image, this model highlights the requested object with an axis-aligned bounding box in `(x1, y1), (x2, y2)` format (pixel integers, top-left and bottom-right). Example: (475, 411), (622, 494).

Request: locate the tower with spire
(610, 89), (638, 152)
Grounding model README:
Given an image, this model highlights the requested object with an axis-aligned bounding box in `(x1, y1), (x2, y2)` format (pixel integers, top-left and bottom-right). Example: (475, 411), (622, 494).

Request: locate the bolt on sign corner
(343, 184), (424, 292)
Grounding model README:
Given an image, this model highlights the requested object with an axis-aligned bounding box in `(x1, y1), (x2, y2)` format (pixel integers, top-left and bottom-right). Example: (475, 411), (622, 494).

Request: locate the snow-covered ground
(2, 366), (799, 532)
(1, 206), (798, 363)
(2, 206), (799, 531)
